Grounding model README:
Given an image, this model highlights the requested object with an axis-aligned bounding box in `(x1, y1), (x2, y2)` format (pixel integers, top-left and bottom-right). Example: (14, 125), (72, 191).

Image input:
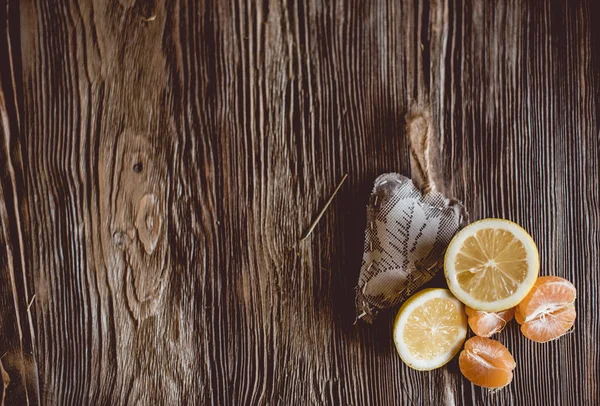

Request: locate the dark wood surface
(1, 0), (599, 404)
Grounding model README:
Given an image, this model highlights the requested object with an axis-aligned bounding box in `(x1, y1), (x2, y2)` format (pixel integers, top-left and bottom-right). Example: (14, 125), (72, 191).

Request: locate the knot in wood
(135, 193), (162, 255)
(112, 231), (128, 249)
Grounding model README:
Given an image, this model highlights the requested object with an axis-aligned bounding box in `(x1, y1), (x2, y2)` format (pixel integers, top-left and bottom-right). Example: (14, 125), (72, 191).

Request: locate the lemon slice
(444, 218), (539, 312)
(393, 288), (467, 371)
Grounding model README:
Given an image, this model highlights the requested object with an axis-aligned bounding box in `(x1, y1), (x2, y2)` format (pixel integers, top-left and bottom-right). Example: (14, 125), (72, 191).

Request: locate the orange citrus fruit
(459, 336), (516, 388)
(465, 306), (514, 338)
(515, 276), (576, 343)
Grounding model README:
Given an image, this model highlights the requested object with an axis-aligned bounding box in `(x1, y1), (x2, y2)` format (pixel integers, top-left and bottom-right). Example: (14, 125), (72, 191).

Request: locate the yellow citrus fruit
(444, 219), (539, 312)
(393, 288), (467, 371)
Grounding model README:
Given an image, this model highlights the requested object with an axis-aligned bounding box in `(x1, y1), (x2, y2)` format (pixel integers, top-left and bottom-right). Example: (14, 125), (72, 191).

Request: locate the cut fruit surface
(459, 336), (516, 388)
(466, 306), (514, 338)
(444, 219), (539, 312)
(515, 276), (577, 343)
(393, 288), (467, 371)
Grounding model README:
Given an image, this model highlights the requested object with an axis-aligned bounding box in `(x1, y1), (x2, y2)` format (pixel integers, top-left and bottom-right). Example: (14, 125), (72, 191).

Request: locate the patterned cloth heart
(356, 173), (467, 323)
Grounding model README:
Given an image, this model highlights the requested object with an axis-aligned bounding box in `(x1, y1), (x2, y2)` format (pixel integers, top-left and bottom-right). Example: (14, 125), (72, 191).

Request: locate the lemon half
(444, 218), (539, 312)
(393, 288), (467, 371)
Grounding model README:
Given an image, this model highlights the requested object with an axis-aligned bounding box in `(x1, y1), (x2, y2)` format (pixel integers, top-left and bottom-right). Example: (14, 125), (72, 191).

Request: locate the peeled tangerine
(459, 337), (516, 389)
(515, 276), (577, 343)
(466, 307), (515, 338)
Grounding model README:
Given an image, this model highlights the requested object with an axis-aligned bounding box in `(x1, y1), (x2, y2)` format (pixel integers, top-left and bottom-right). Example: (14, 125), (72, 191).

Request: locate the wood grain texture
(1, 0), (599, 405)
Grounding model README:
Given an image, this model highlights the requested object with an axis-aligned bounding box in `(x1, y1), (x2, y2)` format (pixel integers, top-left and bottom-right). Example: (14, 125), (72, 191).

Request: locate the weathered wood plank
(1, 1), (40, 404)
(1, 0), (599, 405)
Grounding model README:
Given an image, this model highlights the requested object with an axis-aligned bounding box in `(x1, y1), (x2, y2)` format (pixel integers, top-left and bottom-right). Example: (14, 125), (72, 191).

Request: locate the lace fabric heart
(356, 173), (467, 323)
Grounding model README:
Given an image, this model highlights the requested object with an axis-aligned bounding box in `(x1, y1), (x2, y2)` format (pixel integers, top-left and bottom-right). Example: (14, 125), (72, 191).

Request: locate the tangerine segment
(465, 306), (515, 338)
(515, 276), (577, 343)
(459, 337), (516, 389)
(519, 305), (576, 343)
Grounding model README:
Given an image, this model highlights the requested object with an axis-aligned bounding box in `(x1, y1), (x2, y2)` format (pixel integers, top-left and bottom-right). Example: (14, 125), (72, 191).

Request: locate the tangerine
(465, 306), (514, 338)
(515, 276), (576, 343)
(459, 336), (516, 389)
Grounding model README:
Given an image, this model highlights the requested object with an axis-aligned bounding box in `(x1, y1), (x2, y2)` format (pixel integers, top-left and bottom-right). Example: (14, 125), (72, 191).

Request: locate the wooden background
(1, 0), (599, 404)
